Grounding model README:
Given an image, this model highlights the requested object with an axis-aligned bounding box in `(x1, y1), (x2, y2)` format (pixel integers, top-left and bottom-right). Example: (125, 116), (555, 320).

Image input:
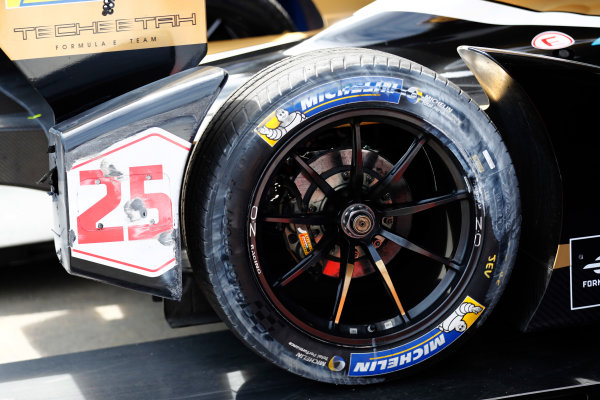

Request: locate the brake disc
(284, 148), (413, 278)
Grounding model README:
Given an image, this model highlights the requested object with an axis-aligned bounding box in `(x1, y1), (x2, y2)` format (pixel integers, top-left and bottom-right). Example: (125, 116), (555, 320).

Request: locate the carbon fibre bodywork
(48, 66), (226, 299)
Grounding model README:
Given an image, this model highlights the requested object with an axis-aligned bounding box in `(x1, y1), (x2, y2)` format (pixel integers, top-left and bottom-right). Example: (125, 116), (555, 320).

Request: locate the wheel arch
(458, 46), (571, 329)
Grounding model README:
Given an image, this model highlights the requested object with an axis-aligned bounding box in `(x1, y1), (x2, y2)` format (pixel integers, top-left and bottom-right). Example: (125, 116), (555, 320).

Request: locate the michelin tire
(184, 48), (521, 384)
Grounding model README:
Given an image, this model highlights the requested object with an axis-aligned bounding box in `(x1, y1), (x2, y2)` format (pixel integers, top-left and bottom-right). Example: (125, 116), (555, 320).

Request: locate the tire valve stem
(342, 171), (350, 180)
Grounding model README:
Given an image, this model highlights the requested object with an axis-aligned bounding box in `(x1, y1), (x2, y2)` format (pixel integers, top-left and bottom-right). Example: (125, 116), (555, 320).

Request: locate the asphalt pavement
(0, 252), (225, 365)
(2, 250), (600, 399)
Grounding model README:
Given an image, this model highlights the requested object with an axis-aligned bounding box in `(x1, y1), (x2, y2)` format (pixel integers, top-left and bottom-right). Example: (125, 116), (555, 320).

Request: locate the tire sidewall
(194, 59), (520, 384)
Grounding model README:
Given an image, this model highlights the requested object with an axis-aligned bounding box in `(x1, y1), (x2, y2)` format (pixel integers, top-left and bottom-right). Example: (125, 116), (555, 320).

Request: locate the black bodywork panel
(0, 50), (54, 190)
(16, 43), (206, 123)
(0, 41), (206, 188)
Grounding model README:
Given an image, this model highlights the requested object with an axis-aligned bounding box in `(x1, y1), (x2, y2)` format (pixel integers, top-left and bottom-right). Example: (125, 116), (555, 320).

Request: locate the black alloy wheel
(249, 110), (476, 345)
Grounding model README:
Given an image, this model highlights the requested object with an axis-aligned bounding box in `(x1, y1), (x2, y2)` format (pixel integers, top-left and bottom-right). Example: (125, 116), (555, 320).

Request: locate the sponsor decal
(248, 207), (262, 274)
(249, 244), (261, 275)
(12, 14), (196, 41)
(348, 296), (484, 377)
(474, 214), (483, 247)
(328, 355), (346, 372)
(403, 86), (459, 125)
(101, 0), (114, 16)
(419, 93), (460, 125)
(0, 0), (206, 60)
(584, 257), (600, 274)
(288, 341), (329, 367)
(570, 235), (600, 310)
(297, 227), (313, 256)
(484, 254), (496, 279)
(254, 79), (466, 147)
(531, 31), (574, 50)
(254, 76), (404, 146)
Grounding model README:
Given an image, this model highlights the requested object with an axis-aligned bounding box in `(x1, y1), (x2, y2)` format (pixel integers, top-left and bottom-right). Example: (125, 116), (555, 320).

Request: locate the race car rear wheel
(184, 48), (521, 384)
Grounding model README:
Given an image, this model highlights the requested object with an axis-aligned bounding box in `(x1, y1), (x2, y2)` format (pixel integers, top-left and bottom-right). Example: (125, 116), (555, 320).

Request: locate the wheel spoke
(365, 243), (408, 320)
(350, 119), (363, 198)
(262, 213), (332, 225)
(380, 190), (469, 217)
(330, 239), (355, 329)
(273, 235), (336, 287)
(292, 154), (340, 203)
(369, 135), (427, 200)
(379, 229), (458, 269)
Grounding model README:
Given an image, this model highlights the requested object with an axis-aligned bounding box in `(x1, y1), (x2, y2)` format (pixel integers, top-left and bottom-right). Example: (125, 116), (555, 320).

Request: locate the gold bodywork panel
(206, 0), (372, 56)
(554, 244), (570, 270)
(0, 0), (206, 60)
(312, 0), (372, 25)
(207, 31), (314, 56)
(496, 1), (600, 16)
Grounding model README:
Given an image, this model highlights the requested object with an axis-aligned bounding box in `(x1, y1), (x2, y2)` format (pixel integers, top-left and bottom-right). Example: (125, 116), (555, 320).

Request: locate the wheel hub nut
(353, 216), (372, 234)
(341, 204), (376, 239)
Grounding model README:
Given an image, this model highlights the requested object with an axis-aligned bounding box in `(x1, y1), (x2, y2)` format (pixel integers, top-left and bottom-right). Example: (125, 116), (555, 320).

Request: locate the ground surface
(0, 255), (225, 365)
(1, 251), (600, 399)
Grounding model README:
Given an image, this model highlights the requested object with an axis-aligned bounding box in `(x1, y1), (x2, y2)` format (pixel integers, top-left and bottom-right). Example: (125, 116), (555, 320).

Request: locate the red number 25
(77, 165), (172, 244)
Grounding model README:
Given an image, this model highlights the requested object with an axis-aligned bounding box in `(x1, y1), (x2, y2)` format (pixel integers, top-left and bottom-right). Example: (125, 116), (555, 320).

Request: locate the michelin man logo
(256, 108), (306, 142)
(348, 296), (485, 377)
(438, 301), (483, 333)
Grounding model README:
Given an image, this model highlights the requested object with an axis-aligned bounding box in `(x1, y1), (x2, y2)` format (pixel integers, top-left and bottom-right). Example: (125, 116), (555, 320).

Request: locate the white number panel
(66, 127), (190, 277)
